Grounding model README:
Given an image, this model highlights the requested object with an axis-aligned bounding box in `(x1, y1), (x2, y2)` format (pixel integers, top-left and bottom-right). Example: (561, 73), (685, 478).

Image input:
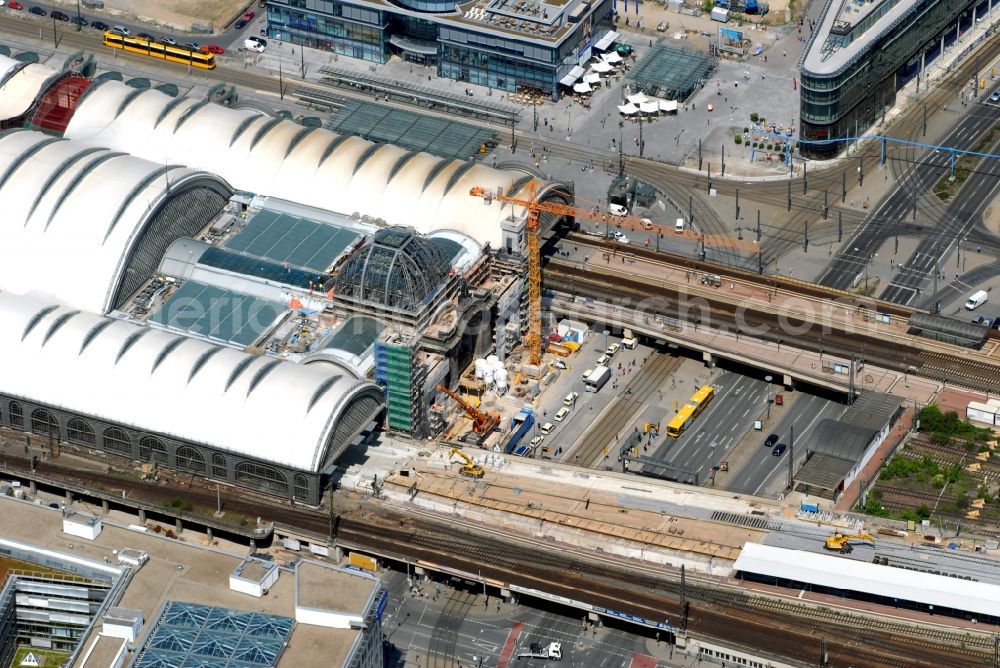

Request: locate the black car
(972, 315), (987, 326)
(772, 443), (787, 457)
(29, 6), (46, 16)
(70, 15), (87, 26)
(51, 10), (69, 20)
(91, 20), (109, 30)
(764, 433), (779, 448)
(235, 18), (248, 29)
(992, 317), (1000, 330)
(137, 32), (153, 40)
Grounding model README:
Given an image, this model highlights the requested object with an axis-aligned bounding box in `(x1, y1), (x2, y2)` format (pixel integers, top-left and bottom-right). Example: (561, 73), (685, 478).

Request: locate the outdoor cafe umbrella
(617, 103), (639, 115)
(573, 81), (593, 94)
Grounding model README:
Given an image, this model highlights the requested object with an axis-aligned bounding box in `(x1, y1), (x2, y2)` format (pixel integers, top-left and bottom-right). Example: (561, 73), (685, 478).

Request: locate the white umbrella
(573, 82), (593, 94)
(591, 61), (614, 73)
(617, 103), (639, 115)
(659, 100), (679, 113)
(583, 72), (601, 84)
(626, 92), (648, 104)
(602, 51), (623, 64)
(639, 100), (660, 114)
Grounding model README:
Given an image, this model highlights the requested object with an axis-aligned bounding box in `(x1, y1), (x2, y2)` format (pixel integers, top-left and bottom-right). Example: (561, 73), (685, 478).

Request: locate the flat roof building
(799, 0), (983, 156)
(264, 0), (615, 100)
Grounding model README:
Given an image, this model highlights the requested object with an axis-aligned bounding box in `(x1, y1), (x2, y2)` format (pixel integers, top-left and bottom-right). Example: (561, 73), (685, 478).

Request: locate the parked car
(606, 342), (621, 356)
(243, 10), (255, 20)
(612, 230), (630, 244)
(764, 433), (779, 447)
(552, 359), (567, 370)
(137, 32), (153, 40)
(972, 315), (987, 325)
(243, 37), (265, 52)
(112, 24), (129, 34)
(530, 435), (544, 448)
(991, 90), (1000, 102)
(540, 422), (555, 435)
(183, 42), (200, 50)
(91, 20), (109, 30)
(608, 203), (628, 216)
(51, 10), (69, 20)
(6, 1), (23, 9)
(656, 20), (669, 31)
(554, 407), (571, 422)
(201, 44), (225, 54)
(158, 36), (176, 45)
(992, 317), (1000, 330)
(28, 6), (46, 16)
(563, 391), (579, 406)
(70, 15), (87, 25)
(235, 18), (248, 29)
(772, 443), (787, 456)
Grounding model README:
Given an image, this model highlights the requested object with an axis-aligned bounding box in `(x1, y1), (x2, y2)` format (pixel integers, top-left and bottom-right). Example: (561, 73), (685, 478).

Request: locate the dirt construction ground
(48, 0), (251, 30)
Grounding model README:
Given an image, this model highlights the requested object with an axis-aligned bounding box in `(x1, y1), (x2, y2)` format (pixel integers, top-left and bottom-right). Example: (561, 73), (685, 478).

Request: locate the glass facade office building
(265, 0), (615, 98)
(799, 0), (983, 157)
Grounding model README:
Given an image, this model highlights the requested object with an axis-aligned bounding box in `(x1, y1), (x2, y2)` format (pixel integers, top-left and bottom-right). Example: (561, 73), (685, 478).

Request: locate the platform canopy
(734, 543), (1000, 618)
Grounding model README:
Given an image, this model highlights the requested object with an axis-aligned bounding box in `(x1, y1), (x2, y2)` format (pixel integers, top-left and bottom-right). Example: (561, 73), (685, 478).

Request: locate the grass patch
(10, 646), (70, 668)
(933, 121), (1000, 201)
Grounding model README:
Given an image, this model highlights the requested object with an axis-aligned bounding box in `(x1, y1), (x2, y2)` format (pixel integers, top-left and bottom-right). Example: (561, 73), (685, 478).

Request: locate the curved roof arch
(0, 130), (231, 313)
(64, 81), (549, 248)
(0, 292), (385, 471)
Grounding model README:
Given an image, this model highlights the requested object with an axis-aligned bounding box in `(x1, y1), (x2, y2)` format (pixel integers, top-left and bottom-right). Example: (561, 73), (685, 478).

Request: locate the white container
(496, 379), (508, 394)
(486, 354), (499, 365)
(474, 358), (488, 379)
(495, 368), (508, 383)
(482, 368), (494, 384)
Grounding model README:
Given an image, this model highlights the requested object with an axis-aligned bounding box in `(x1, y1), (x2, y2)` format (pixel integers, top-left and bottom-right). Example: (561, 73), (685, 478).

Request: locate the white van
(965, 290), (989, 310)
(608, 204), (628, 217)
(675, 218), (686, 233)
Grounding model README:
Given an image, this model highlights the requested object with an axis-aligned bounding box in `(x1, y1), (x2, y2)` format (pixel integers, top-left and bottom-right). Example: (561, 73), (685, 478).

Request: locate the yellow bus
(103, 31), (216, 70)
(688, 385), (715, 417)
(667, 404), (696, 438)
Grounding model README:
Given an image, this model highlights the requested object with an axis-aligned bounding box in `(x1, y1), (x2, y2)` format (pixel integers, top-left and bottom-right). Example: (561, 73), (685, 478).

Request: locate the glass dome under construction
(335, 227), (453, 313)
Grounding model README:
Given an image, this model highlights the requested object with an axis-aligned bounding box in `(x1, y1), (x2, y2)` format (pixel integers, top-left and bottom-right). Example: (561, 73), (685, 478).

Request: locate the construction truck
(517, 641), (562, 661)
(824, 531), (875, 554)
(449, 448), (485, 479)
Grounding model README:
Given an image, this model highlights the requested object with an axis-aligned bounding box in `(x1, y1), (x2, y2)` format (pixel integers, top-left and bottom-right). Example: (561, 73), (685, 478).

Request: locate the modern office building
(799, 0), (984, 157)
(265, 0), (616, 98)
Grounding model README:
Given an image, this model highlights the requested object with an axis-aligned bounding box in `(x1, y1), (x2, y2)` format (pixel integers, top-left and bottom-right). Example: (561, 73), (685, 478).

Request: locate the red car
(242, 10), (255, 20)
(200, 44), (224, 54)
(7, 1), (24, 9)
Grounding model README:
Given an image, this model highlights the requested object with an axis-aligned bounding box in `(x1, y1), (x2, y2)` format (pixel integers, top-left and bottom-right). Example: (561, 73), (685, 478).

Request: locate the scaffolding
(375, 336), (425, 435)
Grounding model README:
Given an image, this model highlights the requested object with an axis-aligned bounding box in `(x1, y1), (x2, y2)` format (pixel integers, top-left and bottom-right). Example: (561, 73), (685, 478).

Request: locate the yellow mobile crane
(449, 448), (485, 479)
(824, 531), (875, 554)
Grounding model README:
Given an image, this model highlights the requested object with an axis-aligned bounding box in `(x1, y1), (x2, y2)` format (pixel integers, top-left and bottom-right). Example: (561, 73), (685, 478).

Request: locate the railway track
(544, 252), (1000, 392)
(878, 485), (959, 508)
(3, 443), (995, 665)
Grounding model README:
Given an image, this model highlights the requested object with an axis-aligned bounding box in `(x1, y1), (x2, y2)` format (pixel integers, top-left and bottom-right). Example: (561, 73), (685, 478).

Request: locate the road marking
(496, 621), (524, 668)
(742, 408), (750, 418)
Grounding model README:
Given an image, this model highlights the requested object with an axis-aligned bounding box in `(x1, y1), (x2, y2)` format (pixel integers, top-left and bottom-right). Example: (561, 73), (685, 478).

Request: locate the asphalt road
(647, 372), (769, 482)
(724, 393), (845, 496)
(380, 570), (670, 667)
(878, 95), (1000, 306)
(817, 94), (1000, 292)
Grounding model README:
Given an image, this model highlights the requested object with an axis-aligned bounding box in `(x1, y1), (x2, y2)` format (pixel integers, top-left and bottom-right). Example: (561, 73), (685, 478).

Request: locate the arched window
(8, 402), (23, 429)
(30, 409), (59, 438)
(211, 453), (227, 478)
(235, 461), (287, 496)
(102, 428), (133, 457)
(293, 474), (310, 503)
(138, 436), (167, 465)
(176, 446), (206, 474)
(66, 418), (95, 445)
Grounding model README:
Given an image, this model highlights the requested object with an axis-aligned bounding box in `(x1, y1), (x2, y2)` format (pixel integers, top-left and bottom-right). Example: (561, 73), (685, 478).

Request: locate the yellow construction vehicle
(449, 448), (485, 479)
(824, 531), (875, 554)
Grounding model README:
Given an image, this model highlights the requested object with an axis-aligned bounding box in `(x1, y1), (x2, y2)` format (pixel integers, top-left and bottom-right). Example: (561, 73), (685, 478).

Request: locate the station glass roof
(225, 209), (359, 272)
(148, 281), (284, 348)
(199, 246), (327, 291)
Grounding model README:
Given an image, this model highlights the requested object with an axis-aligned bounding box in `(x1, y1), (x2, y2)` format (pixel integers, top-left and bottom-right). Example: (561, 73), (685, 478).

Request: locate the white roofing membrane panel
(64, 81), (531, 248)
(0, 130), (216, 313)
(0, 291), (380, 471)
(734, 542), (1000, 617)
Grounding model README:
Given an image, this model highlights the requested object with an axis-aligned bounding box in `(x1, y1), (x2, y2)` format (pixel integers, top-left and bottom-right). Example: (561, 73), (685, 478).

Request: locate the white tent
(573, 82), (593, 94)
(617, 103), (639, 115)
(639, 100), (660, 114)
(591, 61), (614, 73)
(626, 92), (648, 104)
(602, 51), (623, 64)
(659, 100), (679, 113)
(583, 72), (602, 84)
